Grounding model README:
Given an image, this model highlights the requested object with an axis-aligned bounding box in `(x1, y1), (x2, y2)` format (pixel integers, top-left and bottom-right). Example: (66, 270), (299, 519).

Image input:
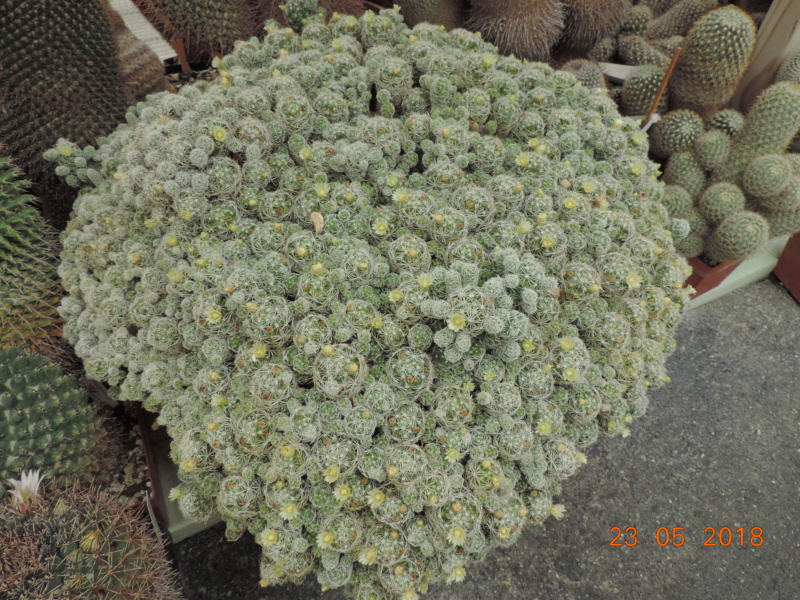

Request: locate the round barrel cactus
(48, 3), (691, 598)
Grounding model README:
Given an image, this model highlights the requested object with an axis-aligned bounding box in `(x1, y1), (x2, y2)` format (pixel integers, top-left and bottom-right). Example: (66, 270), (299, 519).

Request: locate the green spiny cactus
(465, 0), (566, 61)
(0, 0), (131, 227)
(674, 233), (703, 257)
(560, 59), (607, 90)
(669, 6), (756, 117)
(648, 109), (704, 159)
(694, 129), (731, 172)
(394, 0), (465, 29)
(588, 35), (618, 61)
(711, 83), (800, 186)
(644, 0), (718, 40)
(776, 50), (800, 84)
(764, 205), (800, 237)
(660, 184), (692, 218)
(650, 34), (683, 56)
(617, 34), (670, 66)
(0, 485), (184, 599)
(553, 0), (632, 59)
(0, 347), (97, 488)
(787, 154), (800, 177)
(0, 156), (62, 349)
(697, 182), (746, 226)
(742, 154), (792, 199)
(706, 210), (770, 263)
(758, 177), (800, 213)
(619, 65), (667, 116)
(621, 4), (653, 35)
(663, 149), (706, 198)
(708, 108), (746, 137)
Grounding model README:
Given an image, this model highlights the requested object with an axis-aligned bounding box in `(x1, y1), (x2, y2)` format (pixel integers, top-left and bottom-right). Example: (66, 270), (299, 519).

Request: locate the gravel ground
(173, 277), (800, 600)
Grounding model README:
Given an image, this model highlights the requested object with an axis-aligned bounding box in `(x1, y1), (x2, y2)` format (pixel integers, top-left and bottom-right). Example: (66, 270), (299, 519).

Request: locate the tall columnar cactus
(465, 0), (566, 61)
(47, 3), (693, 597)
(669, 6), (756, 117)
(0, 156), (62, 349)
(394, 0), (465, 30)
(0, 347), (97, 488)
(552, 0), (632, 59)
(711, 82), (800, 187)
(643, 0), (717, 40)
(0, 0), (154, 228)
(0, 485), (184, 599)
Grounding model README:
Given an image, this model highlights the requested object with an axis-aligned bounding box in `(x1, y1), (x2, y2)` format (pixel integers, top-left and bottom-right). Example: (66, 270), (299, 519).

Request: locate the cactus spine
(0, 486), (184, 599)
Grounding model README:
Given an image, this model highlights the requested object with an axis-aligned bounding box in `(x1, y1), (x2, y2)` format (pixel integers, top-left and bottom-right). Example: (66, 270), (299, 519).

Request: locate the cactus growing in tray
(0, 156), (63, 349)
(0, 481), (184, 599)
(0, 347), (98, 489)
(47, 2), (693, 597)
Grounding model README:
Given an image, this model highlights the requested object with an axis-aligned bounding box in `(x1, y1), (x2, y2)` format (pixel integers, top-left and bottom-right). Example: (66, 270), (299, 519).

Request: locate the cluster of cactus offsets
(0, 486), (184, 599)
(648, 109), (704, 159)
(0, 347), (97, 488)
(658, 82), (800, 263)
(0, 156), (62, 348)
(48, 3), (693, 597)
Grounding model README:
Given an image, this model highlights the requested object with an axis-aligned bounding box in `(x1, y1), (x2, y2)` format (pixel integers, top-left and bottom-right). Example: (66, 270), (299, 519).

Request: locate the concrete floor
(173, 277), (800, 600)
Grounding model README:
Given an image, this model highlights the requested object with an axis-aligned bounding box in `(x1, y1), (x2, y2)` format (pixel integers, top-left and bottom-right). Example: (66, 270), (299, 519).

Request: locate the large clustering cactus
(659, 82), (800, 263)
(0, 156), (62, 348)
(0, 483), (184, 599)
(0, 347), (98, 488)
(0, 0), (166, 228)
(48, 3), (692, 598)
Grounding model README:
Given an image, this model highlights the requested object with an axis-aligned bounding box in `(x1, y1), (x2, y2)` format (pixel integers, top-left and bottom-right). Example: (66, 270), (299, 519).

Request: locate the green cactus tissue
(48, 3), (692, 598)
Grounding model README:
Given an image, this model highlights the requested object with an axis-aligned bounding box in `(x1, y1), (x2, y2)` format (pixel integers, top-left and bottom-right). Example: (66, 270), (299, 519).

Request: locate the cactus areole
(49, 2), (691, 598)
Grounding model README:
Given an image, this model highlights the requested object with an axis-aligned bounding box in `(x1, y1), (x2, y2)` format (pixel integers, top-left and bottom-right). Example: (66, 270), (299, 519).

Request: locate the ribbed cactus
(560, 59), (607, 89)
(394, 0), (465, 29)
(621, 4), (653, 35)
(776, 51), (800, 84)
(742, 154), (792, 199)
(660, 184), (692, 218)
(697, 182), (746, 226)
(619, 65), (667, 116)
(553, 0), (632, 59)
(663, 150), (706, 198)
(694, 129), (731, 172)
(0, 486), (184, 599)
(648, 109), (704, 159)
(465, 0), (566, 61)
(708, 108), (746, 137)
(0, 0), (140, 228)
(0, 347), (97, 488)
(617, 34), (670, 66)
(0, 156), (62, 349)
(706, 210), (770, 263)
(643, 0), (717, 40)
(669, 6), (756, 117)
(712, 83), (800, 186)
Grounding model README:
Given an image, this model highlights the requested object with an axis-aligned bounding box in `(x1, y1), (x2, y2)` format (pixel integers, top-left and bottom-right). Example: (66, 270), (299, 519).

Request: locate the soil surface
(173, 278), (800, 600)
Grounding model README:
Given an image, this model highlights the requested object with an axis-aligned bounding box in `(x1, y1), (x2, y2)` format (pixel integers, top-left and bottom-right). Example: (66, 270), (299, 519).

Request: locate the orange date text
(609, 526), (763, 547)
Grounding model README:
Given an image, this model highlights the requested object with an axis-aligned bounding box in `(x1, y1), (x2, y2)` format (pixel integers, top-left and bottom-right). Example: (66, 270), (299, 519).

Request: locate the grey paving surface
(173, 278), (800, 600)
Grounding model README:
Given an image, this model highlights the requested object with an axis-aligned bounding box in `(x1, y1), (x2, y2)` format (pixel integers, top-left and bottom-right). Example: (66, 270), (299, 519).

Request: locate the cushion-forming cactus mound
(50, 4), (691, 598)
